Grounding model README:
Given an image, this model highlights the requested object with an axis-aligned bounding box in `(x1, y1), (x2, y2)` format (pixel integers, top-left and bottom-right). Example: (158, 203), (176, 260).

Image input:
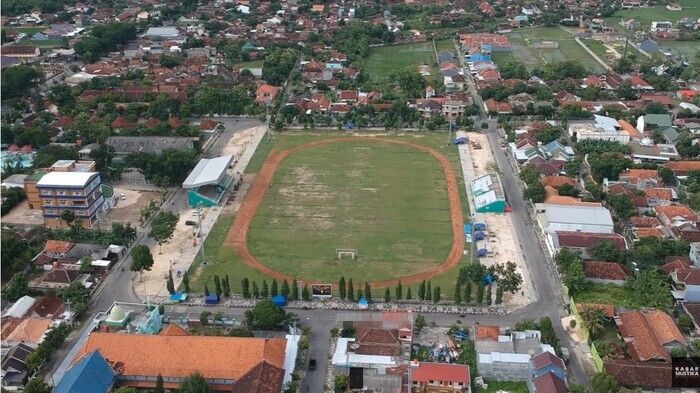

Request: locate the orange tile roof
(634, 227), (665, 239)
(617, 119), (641, 138)
(659, 259), (691, 275)
(618, 310), (685, 362)
(4, 317), (52, 345)
(665, 161), (700, 175)
(644, 188), (673, 201)
(475, 325), (500, 341)
(542, 176), (575, 188)
(576, 303), (615, 318)
(43, 240), (75, 254)
(583, 261), (630, 280)
(544, 195), (601, 207)
(159, 323), (190, 336)
(74, 333), (286, 380)
(654, 205), (698, 222)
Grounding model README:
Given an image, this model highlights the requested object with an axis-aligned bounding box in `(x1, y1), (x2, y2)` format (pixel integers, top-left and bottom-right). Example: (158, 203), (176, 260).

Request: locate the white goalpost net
(336, 248), (358, 260)
(354, 147), (371, 154)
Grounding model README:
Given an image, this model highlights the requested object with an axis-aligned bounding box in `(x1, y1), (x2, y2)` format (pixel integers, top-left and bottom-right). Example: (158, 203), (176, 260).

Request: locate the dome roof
(108, 305), (125, 321)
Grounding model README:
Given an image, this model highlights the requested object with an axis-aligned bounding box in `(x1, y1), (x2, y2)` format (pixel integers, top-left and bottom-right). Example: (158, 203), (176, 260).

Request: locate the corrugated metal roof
(182, 155), (234, 188)
(54, 351), (115, 393)
(544, 204), (613, 226)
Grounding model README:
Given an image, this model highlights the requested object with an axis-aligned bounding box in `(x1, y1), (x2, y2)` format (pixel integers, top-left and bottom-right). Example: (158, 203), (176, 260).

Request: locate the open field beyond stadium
(492, 27), (606, 73)
(224, 136), (465, 288)
(365, 41), (438, 81)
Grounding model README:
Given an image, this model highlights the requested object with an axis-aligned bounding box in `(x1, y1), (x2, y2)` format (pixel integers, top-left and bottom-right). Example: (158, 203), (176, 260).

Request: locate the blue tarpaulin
(272, 295), (287, 307)
(463, 224), (472, 235)
(169, 292), (187, 302)
(483, 274), (495, 285)
(474, 231), (486, 241)
(473, 222), (487, 231)
(477, 248), (488, 257)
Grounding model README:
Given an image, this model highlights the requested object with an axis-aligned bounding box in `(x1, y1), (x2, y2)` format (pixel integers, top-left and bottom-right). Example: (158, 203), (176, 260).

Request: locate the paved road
(47, 118), (262, 383)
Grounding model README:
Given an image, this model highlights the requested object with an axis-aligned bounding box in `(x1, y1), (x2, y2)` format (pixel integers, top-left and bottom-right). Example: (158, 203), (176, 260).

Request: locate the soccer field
(246, 139), (455, 283)
(493, 27), (606, 73)
(365, 41), (438, 80)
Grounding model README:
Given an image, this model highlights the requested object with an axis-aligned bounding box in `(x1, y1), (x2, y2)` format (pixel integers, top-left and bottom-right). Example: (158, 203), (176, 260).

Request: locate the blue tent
(54, 351), (115, 393)
(358, 297), (368, 309)
(204, 294), (219, 305)
(473, 222), (487, 231)
(463, 224), (472, 235)
(474, 231), (486, 241)
(453, 136), (468, 145)
(477, 248), (488, 257)
(272, 295), (287, 307)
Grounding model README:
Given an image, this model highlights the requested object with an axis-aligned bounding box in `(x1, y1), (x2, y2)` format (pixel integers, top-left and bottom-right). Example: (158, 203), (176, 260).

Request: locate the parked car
(308, 359), (316, 371)
(185, 220), (197, 226)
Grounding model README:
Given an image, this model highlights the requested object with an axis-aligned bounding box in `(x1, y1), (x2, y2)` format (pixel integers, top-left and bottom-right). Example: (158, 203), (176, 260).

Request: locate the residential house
(541, 204), (615, 252)
(531, 372), (567, 393)
(411, 362), (471, 393)
(29, 268), (87, 291)
(665, 161), (700, 179)
(550, 231), (627, 259)
(531, 351), (566, 382)
(618, 169), (662, 189)
(568, 115), (630, 143)
(255, 83), (280, 105)
(1, 317), (52, 349)
(583, 261), (630, 285)
(2, 46), (40, 59)
(671, 268), (700, 302)
(1, 343), (34, 390)
(654, 205), (698, 232)
(475, 324), (554, 381)
(636, 114), (672, 134)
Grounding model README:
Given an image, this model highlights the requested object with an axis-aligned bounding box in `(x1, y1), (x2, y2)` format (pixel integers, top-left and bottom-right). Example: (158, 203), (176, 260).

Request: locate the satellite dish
(350, 343), (360, 350)
(640, 137), (653, 146)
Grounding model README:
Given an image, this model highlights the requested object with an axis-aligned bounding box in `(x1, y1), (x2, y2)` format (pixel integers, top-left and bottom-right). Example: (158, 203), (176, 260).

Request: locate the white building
(540, 204), (614, 251)
(568, 115), (630, 143)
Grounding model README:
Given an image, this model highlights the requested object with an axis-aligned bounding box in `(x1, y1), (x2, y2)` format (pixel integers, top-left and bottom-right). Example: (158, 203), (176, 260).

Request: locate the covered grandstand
(470, 173), (506, 213)
(182, 155), (235, 207)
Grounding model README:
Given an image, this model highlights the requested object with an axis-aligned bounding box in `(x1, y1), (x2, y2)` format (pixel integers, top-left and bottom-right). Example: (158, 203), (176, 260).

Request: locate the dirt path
(224, 136), (464, 288)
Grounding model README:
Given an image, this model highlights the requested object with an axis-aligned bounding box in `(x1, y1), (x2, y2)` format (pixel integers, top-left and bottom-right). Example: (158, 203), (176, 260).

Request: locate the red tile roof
(412, 362), (470, 384)
(655, 205), (698, 222)
(630, 215), (661, 228)
(159, 324), (190, 336)
(542, 176), (575, 188)
(576, 303), (615, 318)
(618, 310), (685, 362)
(532, 372), (567, 393)
(532, 351), (565, 371)
(665, 161), (700, 176)
(583, 261), (630, 281)
(673, 269), (700, 285)
(605, 360), (672, 389)
(659, 259), (691, 275)
(475, 324), (500, 341)
(555, 232), (627, 251)
(43, 240), (74, 254)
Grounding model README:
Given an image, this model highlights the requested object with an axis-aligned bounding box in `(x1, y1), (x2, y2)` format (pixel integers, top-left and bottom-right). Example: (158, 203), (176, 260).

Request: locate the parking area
(103, 187), (163, 227)
(459, 132), (536, 307)
(1, 201), (45, 226)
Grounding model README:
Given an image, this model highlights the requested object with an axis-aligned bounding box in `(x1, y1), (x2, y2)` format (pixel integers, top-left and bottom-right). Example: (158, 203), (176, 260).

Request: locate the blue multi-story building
(35, 169), (104, 228)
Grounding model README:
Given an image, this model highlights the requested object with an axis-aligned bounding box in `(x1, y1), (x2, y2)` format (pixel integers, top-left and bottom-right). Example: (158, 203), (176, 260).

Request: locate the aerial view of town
(1, 0), (700, 391)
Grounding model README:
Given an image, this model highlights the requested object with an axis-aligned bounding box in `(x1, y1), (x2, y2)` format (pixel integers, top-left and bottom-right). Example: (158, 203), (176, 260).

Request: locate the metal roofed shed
(183, 155), (234, 188)
(543, 204), (614, 234)
(183, 155), (235, 208)
(470, 173), (506, 213)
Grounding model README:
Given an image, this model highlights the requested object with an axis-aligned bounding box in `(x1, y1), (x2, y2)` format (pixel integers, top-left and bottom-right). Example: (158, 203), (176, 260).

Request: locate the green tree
(589, 240), (624, 262)
(589, 152), (632, 181)
(179, 371), (211, 393)
(494, 261), (523, 294)
(214, 275), (222, 298)
(79, 255), (93, 273)
(425, 281), (432, 301)
(384, 287), (391, 302)
(130, 245), (154, 274)
(454, 280), (462, 304)
(252, 281), (260, 298)
(485, 285), (492, 305)
(476, 282), (485, 304)
(348, 279), (355, 301)
(271, 279), (279, 297)
(223, 275), (231, 297)
(418, 280), (426, 300)
(281, 279), (290, 297)
(182, 271), (191, 293)
(607, 193), (636, 219)
(592, 372), (619, 393)
(291, 279), (299, 300)
(23, 378), (52, 393)
(204, 283), (210, 296)
(155, 374), (165, 393)
(557, 183), (579, 197)
(339, 276), (346, 299)
(523, 181), (546, 203)
(364, 282), (372, 303)
(244, 299), (287, 329)
(625, 269), (672, 308)
(114, 387), (138, 393)
(433, 286), (441, 303)
(60, 209), (75, 227)
(395, 280), (403, 300)
(580, 307), (607, 339)
(1, 65), (43, 99)
(406, 287), (412, 300)
(242, 278), (251, 298)
(166, 270), (175, 294)
(495, 286), (503, 304)
(261, 280), (269, 297)
(262, 47), (298, 85)
(149, 211), (179, 252)
(302, 284), (310, 300)
(564, 259), (587, 294)
(464, 281), (472, 304)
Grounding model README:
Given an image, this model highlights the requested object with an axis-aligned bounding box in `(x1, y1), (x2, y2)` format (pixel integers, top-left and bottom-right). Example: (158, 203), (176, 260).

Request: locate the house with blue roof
(542, 140), (575, 162)
(54, 350), (115, 393)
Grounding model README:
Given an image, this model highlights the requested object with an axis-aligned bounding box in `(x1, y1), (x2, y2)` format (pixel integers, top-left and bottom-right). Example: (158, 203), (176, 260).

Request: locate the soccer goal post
(354, 147), (370, 154)
(336, 248), (358, 260)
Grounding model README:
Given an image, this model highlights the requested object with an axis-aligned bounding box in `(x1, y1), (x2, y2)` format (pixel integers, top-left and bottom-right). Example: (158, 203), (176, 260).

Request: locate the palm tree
(580, 308), (607, 339)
